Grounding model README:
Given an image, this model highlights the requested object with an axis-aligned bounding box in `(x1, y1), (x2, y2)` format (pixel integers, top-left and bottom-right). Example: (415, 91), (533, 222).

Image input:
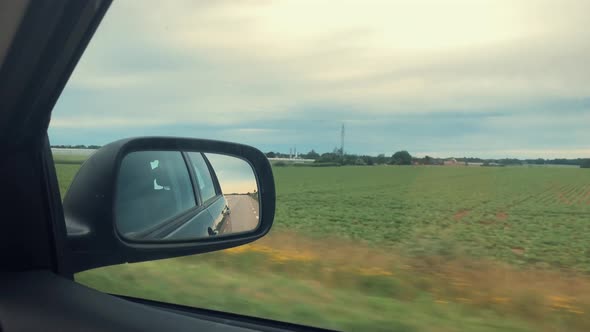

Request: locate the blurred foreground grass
(76, 230), (590, 332)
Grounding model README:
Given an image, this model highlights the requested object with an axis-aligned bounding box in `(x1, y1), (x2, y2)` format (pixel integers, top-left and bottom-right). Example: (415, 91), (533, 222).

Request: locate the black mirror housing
(63, 137), (275, 273)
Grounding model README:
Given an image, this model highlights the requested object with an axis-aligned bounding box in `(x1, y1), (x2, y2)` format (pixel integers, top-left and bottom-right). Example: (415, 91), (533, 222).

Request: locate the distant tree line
(51, 144), (101, 149)
(265, 150), (321, 159)
(266, 149), (590, 168)
(461, 157), (590, 167)
(267, 148), (415, 166)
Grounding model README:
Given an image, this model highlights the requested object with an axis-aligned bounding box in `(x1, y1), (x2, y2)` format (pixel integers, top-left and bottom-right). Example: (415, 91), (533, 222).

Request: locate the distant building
(481, 162), (504, 167)
(443, 158), (458, 166)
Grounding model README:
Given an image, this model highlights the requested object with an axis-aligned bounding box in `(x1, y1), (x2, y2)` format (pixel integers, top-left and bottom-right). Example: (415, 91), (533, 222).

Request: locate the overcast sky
(49, 0), (590, 158)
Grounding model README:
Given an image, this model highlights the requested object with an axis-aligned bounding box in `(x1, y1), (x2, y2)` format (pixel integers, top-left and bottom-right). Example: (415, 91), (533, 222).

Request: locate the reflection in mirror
(115, 151), (260, 242)
(206, 153), (259, 234)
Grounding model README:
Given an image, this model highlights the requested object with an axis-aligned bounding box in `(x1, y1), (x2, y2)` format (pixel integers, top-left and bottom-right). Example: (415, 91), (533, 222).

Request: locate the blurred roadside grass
(77, 230), (590, 332)
(52, 153), (86, 197)
(52, 154), (88, 165)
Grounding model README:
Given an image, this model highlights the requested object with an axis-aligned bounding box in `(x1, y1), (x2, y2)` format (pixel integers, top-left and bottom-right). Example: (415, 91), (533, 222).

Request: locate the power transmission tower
(340, 123), (345, 163)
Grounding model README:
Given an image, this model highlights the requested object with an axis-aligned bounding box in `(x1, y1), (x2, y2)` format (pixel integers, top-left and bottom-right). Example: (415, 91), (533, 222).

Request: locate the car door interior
(0, 1), (332, 331)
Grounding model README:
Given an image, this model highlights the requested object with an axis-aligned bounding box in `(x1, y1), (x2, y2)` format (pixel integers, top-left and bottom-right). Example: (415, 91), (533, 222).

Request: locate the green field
(271, 166), (590, 271)
(55, 156), (590, 332)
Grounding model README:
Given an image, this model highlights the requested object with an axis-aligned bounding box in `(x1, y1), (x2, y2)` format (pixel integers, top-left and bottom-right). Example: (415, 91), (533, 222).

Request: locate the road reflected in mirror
(206, 153), (259, 234)
(115, 151), (260, 242)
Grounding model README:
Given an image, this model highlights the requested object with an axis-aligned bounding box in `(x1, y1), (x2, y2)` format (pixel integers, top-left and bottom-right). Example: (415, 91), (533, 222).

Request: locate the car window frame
(186, 152), (221, 205)
(201, 153), (223, 197)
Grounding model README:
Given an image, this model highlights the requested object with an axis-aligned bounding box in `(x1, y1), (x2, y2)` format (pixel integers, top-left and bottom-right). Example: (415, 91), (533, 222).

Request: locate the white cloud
(73, 1), (589, 110)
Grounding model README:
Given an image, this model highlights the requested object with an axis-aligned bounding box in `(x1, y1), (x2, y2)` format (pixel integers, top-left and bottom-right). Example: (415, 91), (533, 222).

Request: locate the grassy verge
(77, 230), (590, 331)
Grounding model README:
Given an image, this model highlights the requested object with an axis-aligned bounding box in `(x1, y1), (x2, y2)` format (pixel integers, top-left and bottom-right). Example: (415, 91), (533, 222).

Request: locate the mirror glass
(115, 151), (260, 241)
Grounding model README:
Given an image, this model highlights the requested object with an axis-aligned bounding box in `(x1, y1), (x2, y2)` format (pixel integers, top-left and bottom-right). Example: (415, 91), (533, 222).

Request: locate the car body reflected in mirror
(115, 151), (260, 241)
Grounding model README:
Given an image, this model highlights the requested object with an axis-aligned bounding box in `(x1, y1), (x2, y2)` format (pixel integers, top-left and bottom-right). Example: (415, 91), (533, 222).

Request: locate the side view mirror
(63, 137), (275, 273)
